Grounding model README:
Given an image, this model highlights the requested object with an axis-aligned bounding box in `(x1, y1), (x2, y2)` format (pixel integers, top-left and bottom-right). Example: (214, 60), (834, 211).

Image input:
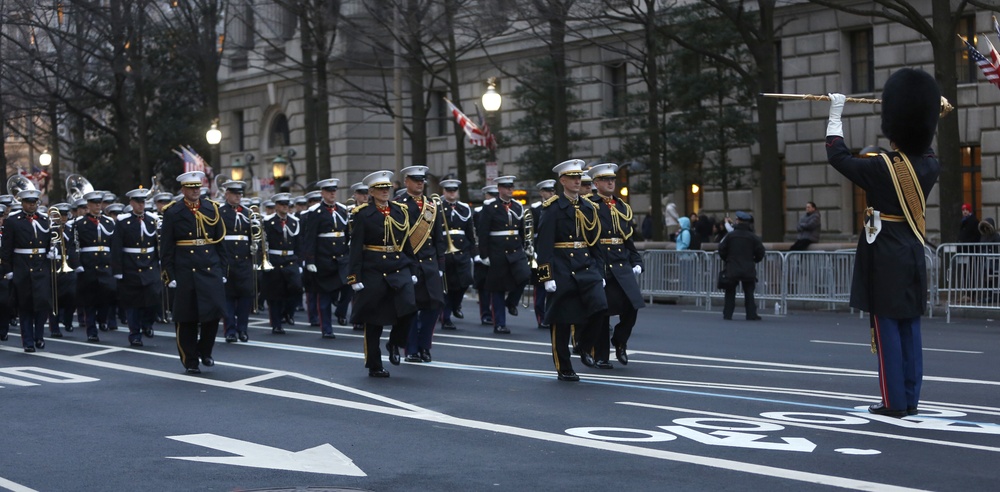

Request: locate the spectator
(980, 217), (1000, 243)
(718, 211), (765, 320)
(641, 208), (653, 241)
(694, 214), (713, 248)
(675, 216), (695, 291)
(664, 198), (680, 238)
(790, 201), (821, 251)
(688, 214), (704, 250)
(675, 217), (692, 251)
(979, 218), (999, 303)
(959, 204), (979, 243)
(713, 218), (730, 243)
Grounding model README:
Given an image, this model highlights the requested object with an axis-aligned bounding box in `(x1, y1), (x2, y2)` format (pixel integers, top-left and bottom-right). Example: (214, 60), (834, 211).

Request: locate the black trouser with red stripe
(176, 319), (219, 369)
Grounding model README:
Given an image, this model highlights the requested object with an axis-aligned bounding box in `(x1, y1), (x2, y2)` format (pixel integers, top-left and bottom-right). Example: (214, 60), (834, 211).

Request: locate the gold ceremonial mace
(759, 93), (955, 118)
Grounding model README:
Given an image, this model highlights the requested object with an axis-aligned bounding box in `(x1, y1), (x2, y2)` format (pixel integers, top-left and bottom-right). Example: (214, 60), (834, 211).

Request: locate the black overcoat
(160, 199), (228, 323)
(718, 222), (765, 282)
(589, 194), (645, 313)
(397, 194), (445, 308)
(827, 136), (939, 318)
(346, 201), (417, 326)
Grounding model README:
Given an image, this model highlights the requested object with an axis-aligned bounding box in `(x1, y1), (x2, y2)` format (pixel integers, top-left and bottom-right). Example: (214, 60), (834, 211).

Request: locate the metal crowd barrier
(639, 248), (942, 318)
(936, 243), (1000, 307)
(946, 252), (1000, 322)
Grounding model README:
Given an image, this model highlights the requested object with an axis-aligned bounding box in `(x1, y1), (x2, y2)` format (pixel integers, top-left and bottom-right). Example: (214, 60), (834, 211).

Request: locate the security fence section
(638, 244), (1000, 322)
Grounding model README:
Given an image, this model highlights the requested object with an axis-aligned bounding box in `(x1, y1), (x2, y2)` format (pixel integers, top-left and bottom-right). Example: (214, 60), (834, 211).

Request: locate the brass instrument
(7, 174), (35, 204)
(250, 208), (275, 272)
(435, 194), (461, 255)
(65, 174), (94, 202)
(155, 213), (172, 323)
(49, 208), (73, 315)
(758, 93), (955, 118)
(522, 207), (538, 308)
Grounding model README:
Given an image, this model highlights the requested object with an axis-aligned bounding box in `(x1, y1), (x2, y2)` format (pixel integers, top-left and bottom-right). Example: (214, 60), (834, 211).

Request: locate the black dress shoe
(580, 352), (596, 368)
(143, 328), (154, 337)
(353, 324), (364, 331)
(453, 309), (464, 319)
(368, 368), (390, 378)
(108, 325), (118, 331)
(419, 349), (432, 363)
(201, 357), (215, 367)
(99, 324), (108, 332)
(185, 367), (202, 375)
(493, 325), (510, 334)
(723, 316), (733, 320)
(130, 340), (144, 347)
(507, 305), (518, 316)
(87, 335), (100, 343)
(225, 334), (238, 343)
(747, 315), (762, 321)
(615, 345), (629, 366)
(309, 323), (320, 327)
(337, 317), (347, 325)
(386, 343), (401, 365)
(907, 406), (919, 416)
(51, 332), (64, 338)
(24, 346), (36, 353)
(272, 327), (285, 334)
(65, 324), (74, 332)
(404, 353), (424, 363)
(572, 345), (580, 355)
(538, 323), (550, 330)
(238, 332), (249, 342)
(35, 340), (45, 350)
(557, 371), (579, 382)
(595, 360), (614, 369)
(441, 320), (457, 330)
(322, 333), (336, 339)
(868, 402), (906, 418)
(0, 334), (7, 341)
(481, 316), (493, 326)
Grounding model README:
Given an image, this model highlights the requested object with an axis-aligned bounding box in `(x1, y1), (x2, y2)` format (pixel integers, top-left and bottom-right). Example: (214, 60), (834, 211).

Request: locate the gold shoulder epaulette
(353, 202), (369, 212)
(542, 195), (559, 208)
(162, 200), (178, 210)
(391, 201), (405, 208)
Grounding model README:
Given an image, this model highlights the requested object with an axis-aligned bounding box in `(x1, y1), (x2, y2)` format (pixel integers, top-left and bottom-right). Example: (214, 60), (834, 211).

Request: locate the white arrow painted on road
(166, 433), (366, 476)
(659, 426), (817, 453)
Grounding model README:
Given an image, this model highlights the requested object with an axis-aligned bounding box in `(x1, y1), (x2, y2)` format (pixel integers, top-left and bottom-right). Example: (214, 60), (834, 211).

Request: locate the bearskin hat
(881, 68), (940, 155)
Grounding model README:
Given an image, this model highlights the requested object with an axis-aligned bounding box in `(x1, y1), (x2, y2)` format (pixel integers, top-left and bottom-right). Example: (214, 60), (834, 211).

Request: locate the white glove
(411, 275), (418, 284)
(298, 266), (303, 274)
(168, 280), (177, 288)
(306, 264), (317, 272)
(439, 271), (444, 277)
(222, 277), (227, 284)
(351, 282), (365, 292)
(75, 266), (84, 273)
(602, 279), (606, 287)
(544, 280), (556, 292)
(481, 257), (491, 267)
(114, 274), (123, 280)
(632, 265), (642, 275)
(474, 255), (482, 264)
(4, 272), (12, 280)
(826, 93), (846, 137)
(46, 249), (57, 260)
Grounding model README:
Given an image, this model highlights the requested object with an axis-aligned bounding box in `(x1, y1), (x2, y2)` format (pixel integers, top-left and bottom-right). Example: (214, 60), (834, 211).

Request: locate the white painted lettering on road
(166, 433), (366, 476)
(0, 367), (100, 388)
(564, 427), (676, 443)
(659, 425), (817, 453)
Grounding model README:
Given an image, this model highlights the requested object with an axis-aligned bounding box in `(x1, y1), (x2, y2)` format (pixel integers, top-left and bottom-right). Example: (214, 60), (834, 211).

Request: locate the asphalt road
(2, 300), (999, 491)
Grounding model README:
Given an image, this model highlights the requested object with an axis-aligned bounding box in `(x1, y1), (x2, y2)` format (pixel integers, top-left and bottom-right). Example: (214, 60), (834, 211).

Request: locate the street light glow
(206, 121), (222, 145)
(482, 78), (502, 112)
(691, 183), (700, 194)
(272, 155), (288, 180)
(39, 149), (52, 166)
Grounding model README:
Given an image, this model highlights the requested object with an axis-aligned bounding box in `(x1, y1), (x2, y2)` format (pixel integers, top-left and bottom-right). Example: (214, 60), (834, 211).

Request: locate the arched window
(269, 113), (290, 149)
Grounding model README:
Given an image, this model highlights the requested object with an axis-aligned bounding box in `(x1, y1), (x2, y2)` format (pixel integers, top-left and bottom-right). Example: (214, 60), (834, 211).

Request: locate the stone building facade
(216, 1), (998, 243)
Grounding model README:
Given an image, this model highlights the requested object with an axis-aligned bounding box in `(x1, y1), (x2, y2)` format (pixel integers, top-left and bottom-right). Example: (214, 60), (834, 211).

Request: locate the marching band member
(535, 159), (608, 381)
(348, 182), (369, 331)
(586, 163), (645, 368)
(300, 179), (353, 339)
(347, 170), (418, 377)
(218, 181), (255, 343)
(262, 193), (302, 334)
(0, 189), (53, 352)
(396, 166), (445, 362)
(0, 204), (10, 344)
(160, 171), (228, 374)
(529, 180), (556, 330)
(72, 190), (117, 342)
(477, 176), (531, 334)
(302, 190), (324, 328)
(825, 68), (940, 417)
(47, 202), (77, 338)
(438, 179), (476, 331)
(111, 189), (162, 347)
(473, 185), (498, 326)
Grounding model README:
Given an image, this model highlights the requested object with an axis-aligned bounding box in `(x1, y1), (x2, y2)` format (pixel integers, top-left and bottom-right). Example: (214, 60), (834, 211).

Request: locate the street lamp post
(206, 120), (222, 180)
(482, 78), (501, 188)
(39, 149), (52, 167)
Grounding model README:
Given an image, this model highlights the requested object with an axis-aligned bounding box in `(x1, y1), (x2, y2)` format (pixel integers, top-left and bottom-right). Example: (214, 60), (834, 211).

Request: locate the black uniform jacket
(0, 229), (9, 313)
(589, 194), (645, 313)
(718, 222), (765, 282)
(51, 219), (78, 307)
(0, 210), (52, 312)
(71, 213), (117, 306)
(398, 194), (445, 307)
(535, 194), (607, 324)
(160, 199), (228, 323)
(261, 212), (302, 300)
(441, 199), (476, 289)
(111, 211), (162, 308)
(299, 201), (351, 293)
(827, 136), (939, 318)
(477, 197), (531, 291)
(219, 203), (255, 298)
(472, 205), (489, 291)
(347, 200), (417, 326)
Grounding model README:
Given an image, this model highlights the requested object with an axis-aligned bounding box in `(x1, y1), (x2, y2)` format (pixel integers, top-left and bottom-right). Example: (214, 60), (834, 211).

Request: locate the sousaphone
(65, 174), (94, 202)
(7, 173), (37, 203)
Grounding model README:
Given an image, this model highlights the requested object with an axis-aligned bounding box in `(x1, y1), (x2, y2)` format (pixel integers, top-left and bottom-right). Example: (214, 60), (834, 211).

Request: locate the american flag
(444, 98), (497, 151)
(984, 35), (1000, 70)
(963, 38), (1000, 89)
(172, 145), (214, 191)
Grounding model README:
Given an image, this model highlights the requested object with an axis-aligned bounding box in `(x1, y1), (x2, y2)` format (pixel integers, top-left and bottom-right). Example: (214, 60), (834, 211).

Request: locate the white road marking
(0, 346), (931, 491)
(166, 433), (366, 476)
(812, 340), (983, 354)
(0, 476), (39, 492)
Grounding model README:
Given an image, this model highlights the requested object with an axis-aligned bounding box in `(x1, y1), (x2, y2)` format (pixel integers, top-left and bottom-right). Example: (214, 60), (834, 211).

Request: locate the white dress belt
(268, 249), (295, 256)
(123, 247), (155, 254)
(13, 248), (46, 255)
(80, 246), (110, 253)
(489, 230), (519, 236)
(445, 230), (465, 235)
(224, 235), (249, 241)
(318, 232), (346, 238)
